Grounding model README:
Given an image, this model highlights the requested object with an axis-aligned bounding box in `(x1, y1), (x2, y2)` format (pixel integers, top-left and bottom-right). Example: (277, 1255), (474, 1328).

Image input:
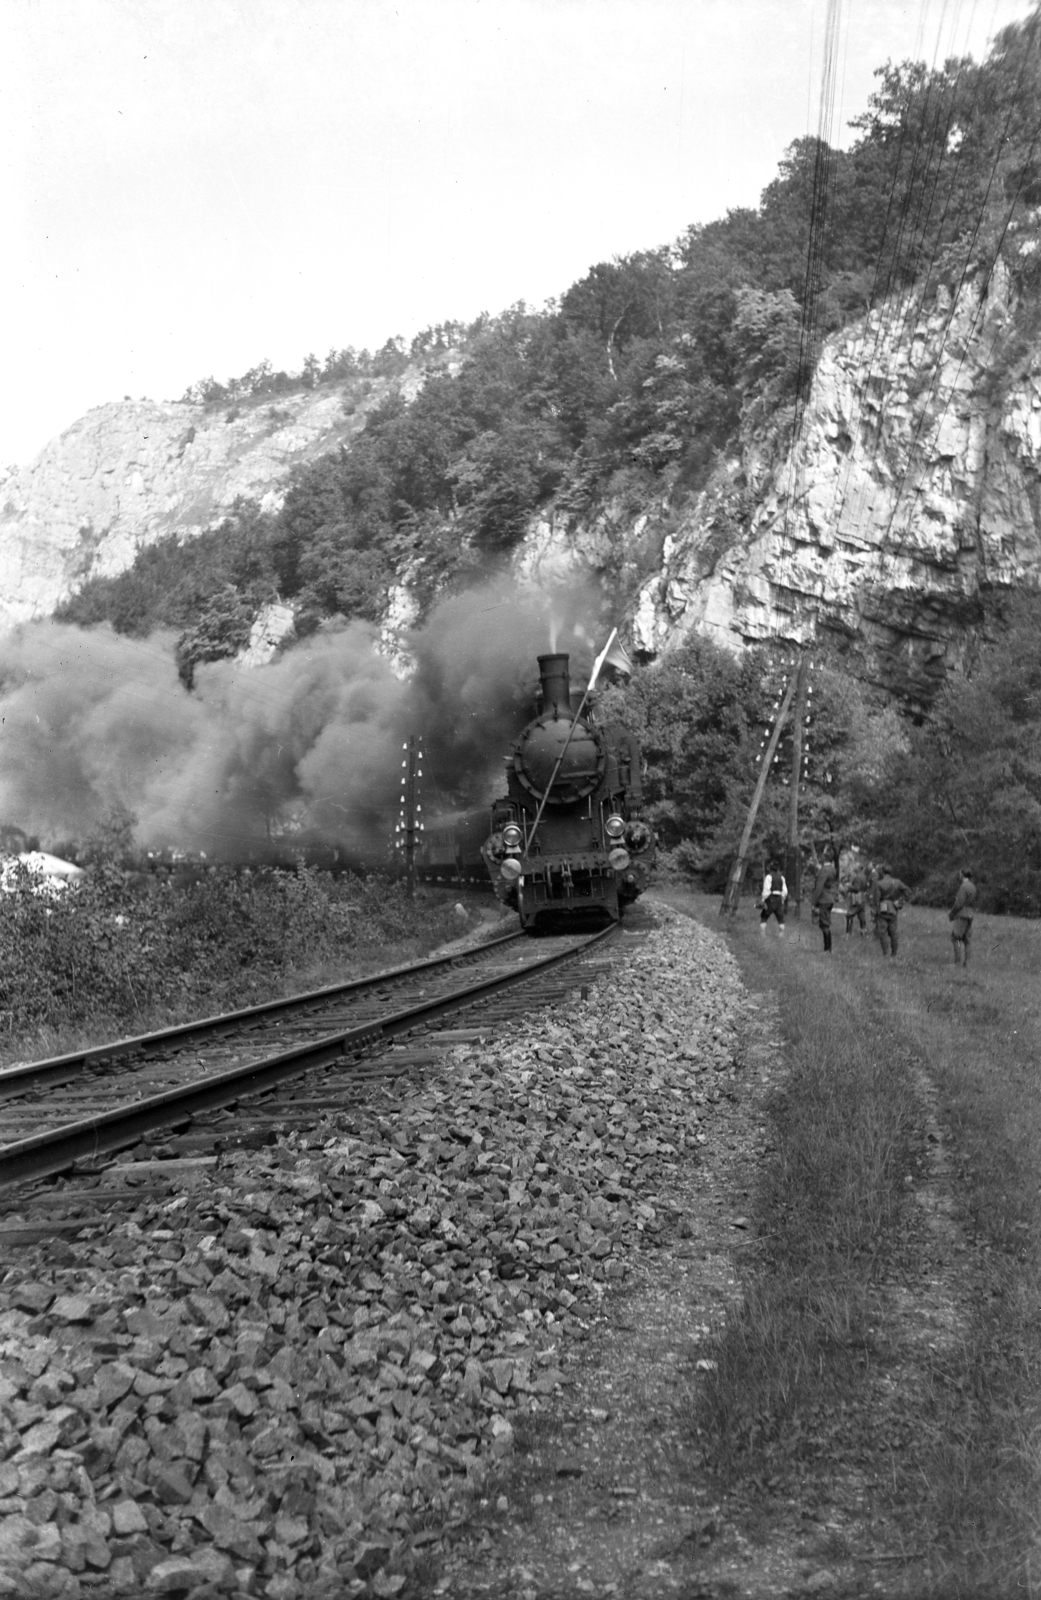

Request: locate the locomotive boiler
(481, 651), (654, 931)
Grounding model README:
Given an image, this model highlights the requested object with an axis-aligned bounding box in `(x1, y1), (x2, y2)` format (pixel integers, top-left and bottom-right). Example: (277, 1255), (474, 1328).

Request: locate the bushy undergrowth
(0, 862), (459, 1039)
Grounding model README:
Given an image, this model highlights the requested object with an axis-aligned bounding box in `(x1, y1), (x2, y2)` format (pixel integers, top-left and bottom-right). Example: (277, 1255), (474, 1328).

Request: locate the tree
(175, 589), (256, 688)
(606, 637), (768, 862)
(55, 501), (278, 639)
(728, 288), (803, 403)
(560, 252), (675, 377)
(877, 595), (1041, 910)
(292, 543), (390, 633)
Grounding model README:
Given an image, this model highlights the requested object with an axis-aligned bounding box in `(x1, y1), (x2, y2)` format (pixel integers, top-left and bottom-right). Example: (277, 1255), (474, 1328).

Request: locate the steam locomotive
(420, 651), (654, 930)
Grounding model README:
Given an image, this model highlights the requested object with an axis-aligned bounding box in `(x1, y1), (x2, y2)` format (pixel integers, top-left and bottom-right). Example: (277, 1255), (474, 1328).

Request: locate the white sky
(2, 0), (1034, 467)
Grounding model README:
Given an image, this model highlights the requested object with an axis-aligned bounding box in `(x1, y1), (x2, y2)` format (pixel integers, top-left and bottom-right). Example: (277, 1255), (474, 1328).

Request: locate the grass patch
(890, 909), (1041, 1595)
(682, 905), (919, 1479)
(662, 892), (1041, 1594)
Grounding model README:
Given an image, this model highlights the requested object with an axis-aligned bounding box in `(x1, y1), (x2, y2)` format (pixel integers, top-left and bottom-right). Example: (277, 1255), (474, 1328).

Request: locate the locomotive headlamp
(605, 814), (626, 839)
(502, 823), (523, 849)
(608, 847), (630, 871)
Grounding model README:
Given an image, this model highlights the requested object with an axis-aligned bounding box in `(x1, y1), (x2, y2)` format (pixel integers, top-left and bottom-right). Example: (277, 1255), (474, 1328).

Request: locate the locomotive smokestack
(538, 653), (572, 716)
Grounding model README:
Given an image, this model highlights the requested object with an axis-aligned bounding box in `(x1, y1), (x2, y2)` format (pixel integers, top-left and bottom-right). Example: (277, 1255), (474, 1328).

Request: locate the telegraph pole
(785, 655), (810, 917)
(720, 669), (800, 916)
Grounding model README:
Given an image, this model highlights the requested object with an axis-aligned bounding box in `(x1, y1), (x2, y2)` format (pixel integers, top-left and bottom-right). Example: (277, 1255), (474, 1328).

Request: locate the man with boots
(811, 849), (839, 953)
(759, 861), (788, 935)
(871, 864), (913, 958)
(948, 867), (977, 967)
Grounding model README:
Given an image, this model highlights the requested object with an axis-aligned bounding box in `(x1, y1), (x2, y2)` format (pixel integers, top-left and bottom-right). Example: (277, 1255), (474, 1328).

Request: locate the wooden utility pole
(720, 669), (800, 916)
(785, 655), (810, 917)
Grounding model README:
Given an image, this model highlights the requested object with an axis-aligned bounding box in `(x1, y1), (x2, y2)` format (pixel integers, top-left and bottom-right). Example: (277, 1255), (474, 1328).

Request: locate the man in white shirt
(759, 861), (788, 935)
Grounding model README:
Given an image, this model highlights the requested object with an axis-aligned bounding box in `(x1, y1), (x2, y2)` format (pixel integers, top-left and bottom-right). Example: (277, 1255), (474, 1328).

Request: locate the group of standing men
(758, 858), (977, 964)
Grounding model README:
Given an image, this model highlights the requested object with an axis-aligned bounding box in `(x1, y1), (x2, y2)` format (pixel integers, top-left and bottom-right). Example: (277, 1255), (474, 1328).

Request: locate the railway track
(0, 922), (624, 1201)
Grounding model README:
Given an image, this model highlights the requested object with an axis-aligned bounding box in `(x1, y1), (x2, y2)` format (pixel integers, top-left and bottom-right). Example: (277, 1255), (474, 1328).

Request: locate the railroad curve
(0, 924), (621, 1197)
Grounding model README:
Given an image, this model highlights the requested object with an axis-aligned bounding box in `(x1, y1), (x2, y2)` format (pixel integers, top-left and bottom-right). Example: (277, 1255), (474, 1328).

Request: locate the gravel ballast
(0, 907), (747, 1598)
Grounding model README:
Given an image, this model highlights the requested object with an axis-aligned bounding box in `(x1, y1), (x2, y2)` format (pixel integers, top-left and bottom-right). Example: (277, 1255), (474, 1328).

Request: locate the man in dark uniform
(871, 864), (913, 958)
(811, 850), (839, 953)
(948, 867), (977, 967)
(845, 866), (869, 936)
(866, 862), (880, 937)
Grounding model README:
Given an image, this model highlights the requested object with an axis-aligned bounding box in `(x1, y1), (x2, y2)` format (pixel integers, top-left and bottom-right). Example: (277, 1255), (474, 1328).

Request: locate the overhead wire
(825, 0), (986, 548)
(874, 121), (1041, 598)
(774, 0), (960, 595)
(762, 0), (1002, 823)
(866, 10), (1041, 611)
(867, 1), (1002, 378)
(791, 0), (1032, 649)
(777, 0), (844, 621)
(765, 0), (846, 859)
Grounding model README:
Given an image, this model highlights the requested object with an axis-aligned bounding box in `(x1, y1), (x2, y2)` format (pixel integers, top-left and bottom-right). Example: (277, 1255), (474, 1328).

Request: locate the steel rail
(0, 930), (527, 1101)
(0, 924), (617, 1191)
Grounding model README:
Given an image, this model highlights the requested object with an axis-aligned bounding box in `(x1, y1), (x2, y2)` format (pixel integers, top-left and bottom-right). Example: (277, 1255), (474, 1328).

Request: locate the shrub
(0, 863), (459, 1039)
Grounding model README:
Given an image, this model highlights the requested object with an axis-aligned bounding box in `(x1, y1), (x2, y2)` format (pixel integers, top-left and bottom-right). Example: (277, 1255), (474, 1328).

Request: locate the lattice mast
(395, 735), (424, 899)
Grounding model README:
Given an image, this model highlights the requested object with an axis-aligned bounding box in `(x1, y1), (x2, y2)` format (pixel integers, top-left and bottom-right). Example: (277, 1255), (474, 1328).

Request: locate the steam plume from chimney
(0, 575), (607, 858)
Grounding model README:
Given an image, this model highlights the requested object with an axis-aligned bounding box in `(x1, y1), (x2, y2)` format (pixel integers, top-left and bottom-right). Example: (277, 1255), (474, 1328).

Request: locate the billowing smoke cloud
(0, 575), (609, 860)
(403, 576), (601, 807)
(0, 624), (207, 843)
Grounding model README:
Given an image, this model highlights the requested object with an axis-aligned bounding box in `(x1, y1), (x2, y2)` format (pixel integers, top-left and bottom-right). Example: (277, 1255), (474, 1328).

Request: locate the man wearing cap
(948, 867), (977, 967)
(811, 849), (839, 953)
(871, 864), (913, 958)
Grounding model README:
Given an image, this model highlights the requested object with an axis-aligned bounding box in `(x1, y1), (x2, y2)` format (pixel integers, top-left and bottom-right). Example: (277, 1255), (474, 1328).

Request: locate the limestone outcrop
(628, 262), (1041, 700)
(0, 376), (419, 627)
(235, 602), (297, 670)
(4, 270), (1041, 702)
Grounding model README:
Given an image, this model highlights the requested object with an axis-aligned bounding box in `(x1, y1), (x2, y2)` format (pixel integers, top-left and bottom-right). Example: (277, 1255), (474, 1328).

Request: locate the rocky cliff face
(626, 260), (1041, 701)
(501, 262), (1041, 703)
(0, 372), (428, 627)
(5, 272), (1041, 702)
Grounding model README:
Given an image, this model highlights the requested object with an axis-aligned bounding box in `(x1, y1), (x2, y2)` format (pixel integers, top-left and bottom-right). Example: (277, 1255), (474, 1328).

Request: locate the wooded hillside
(51, 11), (1041, 910)
(59, 11), (1041, 649)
